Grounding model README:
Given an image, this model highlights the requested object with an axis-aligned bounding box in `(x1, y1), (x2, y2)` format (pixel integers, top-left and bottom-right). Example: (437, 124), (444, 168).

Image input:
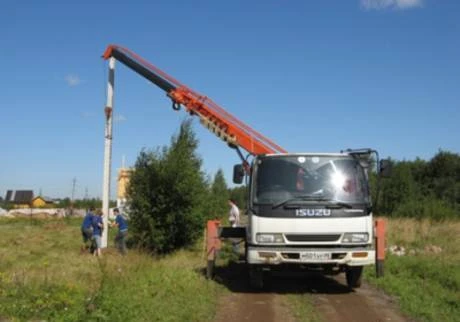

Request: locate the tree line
(373, 150), (460, 220)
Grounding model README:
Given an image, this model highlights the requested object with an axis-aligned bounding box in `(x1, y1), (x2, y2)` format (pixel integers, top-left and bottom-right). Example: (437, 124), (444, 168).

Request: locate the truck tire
(346, 266), (363, 289)
(249, 266), (264, 289)
(244, 242), (248, 263)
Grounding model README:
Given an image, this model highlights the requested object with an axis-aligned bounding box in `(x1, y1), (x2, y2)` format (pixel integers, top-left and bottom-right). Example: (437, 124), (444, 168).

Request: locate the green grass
(286, 293), (321, 322)
(365, 218), (460, 322)
(0, 218), (223, 321)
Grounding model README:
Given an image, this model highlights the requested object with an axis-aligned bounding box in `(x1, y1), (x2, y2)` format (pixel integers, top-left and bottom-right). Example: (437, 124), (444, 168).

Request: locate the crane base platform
(218, 227), (246, 238)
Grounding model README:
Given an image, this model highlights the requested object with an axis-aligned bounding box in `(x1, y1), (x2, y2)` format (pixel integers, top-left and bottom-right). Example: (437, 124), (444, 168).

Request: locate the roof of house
(32, 196), (54, 203)
(5, 190), (34, 203)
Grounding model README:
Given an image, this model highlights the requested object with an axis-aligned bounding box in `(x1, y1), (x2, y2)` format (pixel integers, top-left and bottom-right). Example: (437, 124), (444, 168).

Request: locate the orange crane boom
(102, 45), (287, 158)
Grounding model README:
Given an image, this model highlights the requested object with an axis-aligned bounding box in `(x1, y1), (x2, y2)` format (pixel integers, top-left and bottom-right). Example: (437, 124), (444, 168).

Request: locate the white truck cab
(233, 151), (390, 289)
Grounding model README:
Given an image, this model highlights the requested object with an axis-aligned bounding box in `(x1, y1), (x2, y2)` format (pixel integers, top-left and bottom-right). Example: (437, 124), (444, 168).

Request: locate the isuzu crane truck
(102, 45), (390, 289)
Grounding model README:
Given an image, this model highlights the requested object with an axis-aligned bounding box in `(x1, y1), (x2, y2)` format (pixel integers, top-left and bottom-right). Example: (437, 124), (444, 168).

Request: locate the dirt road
(212, 261), (411, 322)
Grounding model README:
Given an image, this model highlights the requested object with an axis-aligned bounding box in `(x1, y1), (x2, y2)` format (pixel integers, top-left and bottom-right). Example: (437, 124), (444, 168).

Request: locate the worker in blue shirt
(81, 207), (94, 253)
(111, 208), (128, 255)
(92, 209), (104, 257)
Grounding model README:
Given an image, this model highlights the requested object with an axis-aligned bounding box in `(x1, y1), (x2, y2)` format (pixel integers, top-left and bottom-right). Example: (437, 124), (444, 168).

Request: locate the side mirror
(233, 164), (245, 184)
(379, 159), (392, 177)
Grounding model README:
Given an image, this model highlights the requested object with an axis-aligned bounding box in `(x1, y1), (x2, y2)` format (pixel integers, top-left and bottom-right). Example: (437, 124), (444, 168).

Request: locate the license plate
(301, 252), (332, 262)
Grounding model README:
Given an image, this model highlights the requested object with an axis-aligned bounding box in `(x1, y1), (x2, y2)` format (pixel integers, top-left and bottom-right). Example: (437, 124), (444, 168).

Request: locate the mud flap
(346, 266), (363, 289)
(206, 258), (215, 279)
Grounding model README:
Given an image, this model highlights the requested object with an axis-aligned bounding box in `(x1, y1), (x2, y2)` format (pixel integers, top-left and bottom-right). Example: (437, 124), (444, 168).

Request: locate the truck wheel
(206, 259), (215, 279)
(249, 266), (264, 289)
(346, 266), (363, 289)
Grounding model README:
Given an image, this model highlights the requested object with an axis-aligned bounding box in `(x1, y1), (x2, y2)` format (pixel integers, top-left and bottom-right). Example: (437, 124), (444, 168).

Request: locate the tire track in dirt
(212, 262), (411, 322)
(213, 291), (296, 322)
(310, 274), (411, 322)
(212, 261), (297, 322)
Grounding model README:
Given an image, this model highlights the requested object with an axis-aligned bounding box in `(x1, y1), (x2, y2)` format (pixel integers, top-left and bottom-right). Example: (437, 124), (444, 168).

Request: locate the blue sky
(1, 0), (459, 199)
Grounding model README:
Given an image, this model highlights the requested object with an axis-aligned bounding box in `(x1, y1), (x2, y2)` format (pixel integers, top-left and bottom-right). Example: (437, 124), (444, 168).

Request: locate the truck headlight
(256, 233), (284, 243)
(342, 233), (369, 243)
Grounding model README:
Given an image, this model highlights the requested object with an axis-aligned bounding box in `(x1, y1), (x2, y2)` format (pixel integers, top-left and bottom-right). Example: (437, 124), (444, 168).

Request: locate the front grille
(285, 234), (341, 242)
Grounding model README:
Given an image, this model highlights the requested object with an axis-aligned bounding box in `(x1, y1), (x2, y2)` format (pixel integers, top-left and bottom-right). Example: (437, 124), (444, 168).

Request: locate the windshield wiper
(325, 201), (353, 209)
(272, 194), (327, 209)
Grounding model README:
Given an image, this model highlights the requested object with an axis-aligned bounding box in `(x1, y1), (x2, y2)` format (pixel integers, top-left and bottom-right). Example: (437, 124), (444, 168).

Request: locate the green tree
(58, 198), (71, 209)
(207, 169), (229, 220)
(126, 149), (164, 250)
(127, 119), (208, 254)
(380, 161), (419, 215)
(74, 198), (103, 210)
(426, 150), (460, 207)
(375, 150), (460, 219)
(228, 185), (247, 211)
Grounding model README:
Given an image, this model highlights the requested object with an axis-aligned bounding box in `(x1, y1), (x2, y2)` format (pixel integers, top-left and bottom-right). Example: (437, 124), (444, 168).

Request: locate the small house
(5, 190), (34, 208)
(31, 196), (55, 208)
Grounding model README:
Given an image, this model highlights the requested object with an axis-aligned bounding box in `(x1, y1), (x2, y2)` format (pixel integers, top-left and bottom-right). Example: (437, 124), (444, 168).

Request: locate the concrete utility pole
(102, 57), (115, 248)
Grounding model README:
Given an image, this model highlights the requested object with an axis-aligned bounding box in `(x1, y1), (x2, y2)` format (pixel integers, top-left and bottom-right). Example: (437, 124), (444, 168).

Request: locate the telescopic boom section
(102, 45), (287, 156)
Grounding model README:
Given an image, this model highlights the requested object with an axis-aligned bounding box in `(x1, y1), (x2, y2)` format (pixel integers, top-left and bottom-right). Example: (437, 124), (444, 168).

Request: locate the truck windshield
(253, 155), (370, 205)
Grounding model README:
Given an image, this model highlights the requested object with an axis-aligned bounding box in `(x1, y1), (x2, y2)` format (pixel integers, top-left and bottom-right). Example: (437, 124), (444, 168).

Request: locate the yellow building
(117, 168), (133, 207)
(31, 196), (55, 208)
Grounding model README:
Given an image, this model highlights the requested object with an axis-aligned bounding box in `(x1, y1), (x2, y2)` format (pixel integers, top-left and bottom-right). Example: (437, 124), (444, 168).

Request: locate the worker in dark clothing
(92, 209), (104, 257)
(111, 208), (128, 255)
(81, 207), (94, 253)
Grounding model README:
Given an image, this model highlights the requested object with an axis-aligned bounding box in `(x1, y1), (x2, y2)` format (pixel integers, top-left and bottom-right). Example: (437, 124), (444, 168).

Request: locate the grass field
(2, 216), (458, 322)
(365, 217), (460, 322)
(0, 218), (225, 321)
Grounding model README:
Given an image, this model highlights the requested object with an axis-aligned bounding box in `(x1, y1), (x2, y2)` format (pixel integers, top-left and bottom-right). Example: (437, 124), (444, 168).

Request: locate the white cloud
(361, 0), (423, 10)
(114, 114), (127, 123)
(65, 74), (82, 87)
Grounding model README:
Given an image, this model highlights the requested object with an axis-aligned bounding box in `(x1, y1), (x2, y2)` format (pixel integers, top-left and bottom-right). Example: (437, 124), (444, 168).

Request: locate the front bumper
(247, 246), (375, 266)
